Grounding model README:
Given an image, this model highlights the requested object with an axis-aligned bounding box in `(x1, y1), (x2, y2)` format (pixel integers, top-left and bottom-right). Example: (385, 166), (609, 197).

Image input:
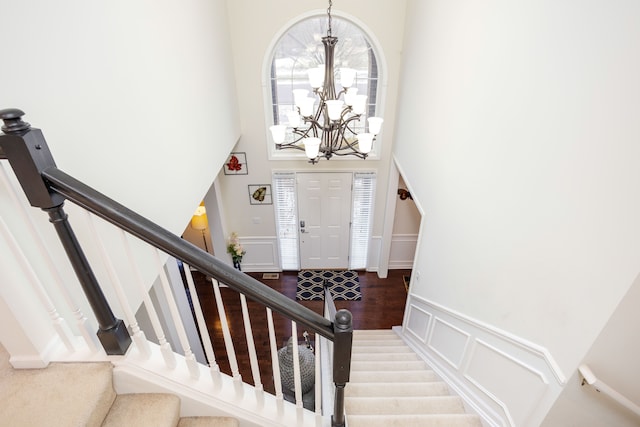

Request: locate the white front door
(297, 172), (352, 269)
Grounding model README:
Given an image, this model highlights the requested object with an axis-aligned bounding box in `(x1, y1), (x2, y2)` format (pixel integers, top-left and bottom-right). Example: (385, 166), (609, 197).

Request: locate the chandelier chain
(327, 0), (333, 37)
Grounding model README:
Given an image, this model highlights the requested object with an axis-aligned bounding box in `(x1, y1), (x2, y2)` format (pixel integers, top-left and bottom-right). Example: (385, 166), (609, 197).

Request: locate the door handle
(300, 220), (306, 233)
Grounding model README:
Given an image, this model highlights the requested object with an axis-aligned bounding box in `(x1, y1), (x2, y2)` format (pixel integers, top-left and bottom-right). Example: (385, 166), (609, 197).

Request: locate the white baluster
(239, 293), (263, 406)
(314, 335), (322, 426)
(0, 163), (98, 352)
(121, 231), (176, 369)
(154, 249), (200, 379)
(183, 264), (221, 387)
(210, 277), (243, 394)
(0, 216), (76, 352)
(291, 321), (304, 411)
(267, 308), (284, 416)
(84, 212), (150, 358)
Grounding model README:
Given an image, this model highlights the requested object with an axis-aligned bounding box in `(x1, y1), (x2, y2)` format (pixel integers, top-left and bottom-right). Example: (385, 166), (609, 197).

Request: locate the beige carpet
(346, 330), (483, 427)
(0, 343), (238, 427)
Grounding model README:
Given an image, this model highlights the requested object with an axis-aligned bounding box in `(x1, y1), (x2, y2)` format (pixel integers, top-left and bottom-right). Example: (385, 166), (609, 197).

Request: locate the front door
(297, 172), (352, 269)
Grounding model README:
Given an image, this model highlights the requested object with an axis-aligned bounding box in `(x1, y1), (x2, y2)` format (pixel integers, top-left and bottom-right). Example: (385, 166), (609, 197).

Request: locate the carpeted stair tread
(101, 393), (180, 427)
(346, 414), (484, 427)
(345, 395), (466, 415)
(345, 381), (451, 397)
(0, 362), (115, 427)
(353, 329), (398, 335)
(352, 334), (404, 341)
(178, 416), (240, 427)
(350, 370), (441, 383)
(351, 360), (427, 371)
(351, 345), (413, 354)
(351, 352), (420, 361)
(352, 339), (406, 346)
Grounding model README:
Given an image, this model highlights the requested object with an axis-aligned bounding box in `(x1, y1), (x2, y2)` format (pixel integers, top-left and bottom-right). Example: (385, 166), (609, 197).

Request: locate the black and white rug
(296, 270), (361, 301)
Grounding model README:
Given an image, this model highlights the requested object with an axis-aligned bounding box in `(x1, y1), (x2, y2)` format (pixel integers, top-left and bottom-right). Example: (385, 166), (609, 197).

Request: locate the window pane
(350, 172), (376, 270)
(273, 173), (299, 270)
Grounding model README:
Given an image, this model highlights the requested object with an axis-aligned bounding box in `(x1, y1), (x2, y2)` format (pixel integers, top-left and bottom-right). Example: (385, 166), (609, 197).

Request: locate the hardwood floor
(191, 269), (410, 394)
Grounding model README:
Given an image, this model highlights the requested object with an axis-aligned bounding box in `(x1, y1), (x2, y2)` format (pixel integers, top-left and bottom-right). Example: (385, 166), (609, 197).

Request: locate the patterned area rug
(296, 270), (361, 301)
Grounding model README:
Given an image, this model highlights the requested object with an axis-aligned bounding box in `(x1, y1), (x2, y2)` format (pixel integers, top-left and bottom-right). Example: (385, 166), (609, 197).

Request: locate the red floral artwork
(226, 155), (242, 172)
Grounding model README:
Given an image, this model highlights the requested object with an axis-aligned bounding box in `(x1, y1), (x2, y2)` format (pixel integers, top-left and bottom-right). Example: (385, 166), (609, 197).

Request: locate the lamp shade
(357, 133), (374, 154)
(308, 66), (325, 88)
(340, 68), (356, 88)
(299, 97), (315, 117)
(287, 110), (301, 128)
(191, 206), (208, 231)
(269, 125), (287, 144)
(352, 95), (367, 115)
(325, 100), (344, 121)
(304, 137), (321, 159)
(367, 117), (384, 135)
(344, 88), (358, 106)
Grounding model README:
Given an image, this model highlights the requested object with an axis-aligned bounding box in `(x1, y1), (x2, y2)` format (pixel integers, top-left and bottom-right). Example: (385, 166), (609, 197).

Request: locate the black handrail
(42, 166), (335, 340)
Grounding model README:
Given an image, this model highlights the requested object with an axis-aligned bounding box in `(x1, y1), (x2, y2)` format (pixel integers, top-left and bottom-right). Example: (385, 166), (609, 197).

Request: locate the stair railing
(0, 108), (353, 427)
(579, 364), (640, 419)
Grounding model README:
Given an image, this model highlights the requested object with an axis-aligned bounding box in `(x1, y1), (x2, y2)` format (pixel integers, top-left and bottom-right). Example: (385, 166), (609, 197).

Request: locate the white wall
(542, 272), (640, 427)
(221, 0), (407, 269)
(0, 0), (240, 360)
(389, 175), (420, 269)
(395, 0), (640, 424)
(0, 0), (240, 233)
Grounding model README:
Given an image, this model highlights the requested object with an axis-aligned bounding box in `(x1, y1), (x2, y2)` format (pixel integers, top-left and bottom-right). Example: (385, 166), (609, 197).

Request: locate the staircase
(0, 344), (238, 427)
(346, 330), (483, 427)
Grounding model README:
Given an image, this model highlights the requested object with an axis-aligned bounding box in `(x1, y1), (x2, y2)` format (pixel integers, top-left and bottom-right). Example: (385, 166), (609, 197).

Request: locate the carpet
(296, 270), (361, 301)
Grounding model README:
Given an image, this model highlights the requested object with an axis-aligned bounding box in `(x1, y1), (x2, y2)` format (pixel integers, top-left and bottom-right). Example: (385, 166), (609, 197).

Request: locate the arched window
(266, 14), (383, 159)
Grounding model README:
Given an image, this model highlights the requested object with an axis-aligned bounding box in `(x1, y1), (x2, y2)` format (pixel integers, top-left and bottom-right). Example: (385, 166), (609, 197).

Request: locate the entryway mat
(296, 270), (361, 301)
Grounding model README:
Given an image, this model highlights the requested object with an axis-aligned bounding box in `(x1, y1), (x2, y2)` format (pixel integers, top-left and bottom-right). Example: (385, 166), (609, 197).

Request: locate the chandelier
(269, 0), (383, 164)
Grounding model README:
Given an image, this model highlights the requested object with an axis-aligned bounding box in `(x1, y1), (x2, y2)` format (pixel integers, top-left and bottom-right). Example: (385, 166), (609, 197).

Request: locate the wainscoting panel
(428, 318), (471, 370)
(406, 303), (431, 342)
(400, 294), (566, 427)
(388, 234), (417, 269)
(236, 236), (279, 272)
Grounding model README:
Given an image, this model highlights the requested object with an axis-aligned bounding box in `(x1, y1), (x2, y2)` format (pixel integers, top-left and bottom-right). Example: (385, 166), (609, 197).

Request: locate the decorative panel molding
(406, 304), (431, 343)
(388, 233), (417, 269)
(237, 236), (279, 272)
(400, 294), (566, 427)
(428, 317), (471, 370)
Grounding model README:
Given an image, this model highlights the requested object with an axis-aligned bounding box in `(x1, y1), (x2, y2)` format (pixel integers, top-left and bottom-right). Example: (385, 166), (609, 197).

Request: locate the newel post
(332, 309), (353, 427)
(0, 108), (131, 355)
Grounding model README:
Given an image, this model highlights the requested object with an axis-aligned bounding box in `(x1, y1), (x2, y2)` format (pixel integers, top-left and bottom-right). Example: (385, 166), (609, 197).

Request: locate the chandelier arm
(329, 149), (367, 159)
(276, 142), (305, 152)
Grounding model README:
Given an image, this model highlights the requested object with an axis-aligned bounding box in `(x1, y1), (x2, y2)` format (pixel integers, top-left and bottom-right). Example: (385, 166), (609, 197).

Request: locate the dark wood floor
(191, 269), (410, 394)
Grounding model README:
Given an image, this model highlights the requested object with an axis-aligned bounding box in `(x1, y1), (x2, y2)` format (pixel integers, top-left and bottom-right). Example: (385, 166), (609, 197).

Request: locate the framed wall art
(224, 152), (248, 175)
(248, 184), (272, 205)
